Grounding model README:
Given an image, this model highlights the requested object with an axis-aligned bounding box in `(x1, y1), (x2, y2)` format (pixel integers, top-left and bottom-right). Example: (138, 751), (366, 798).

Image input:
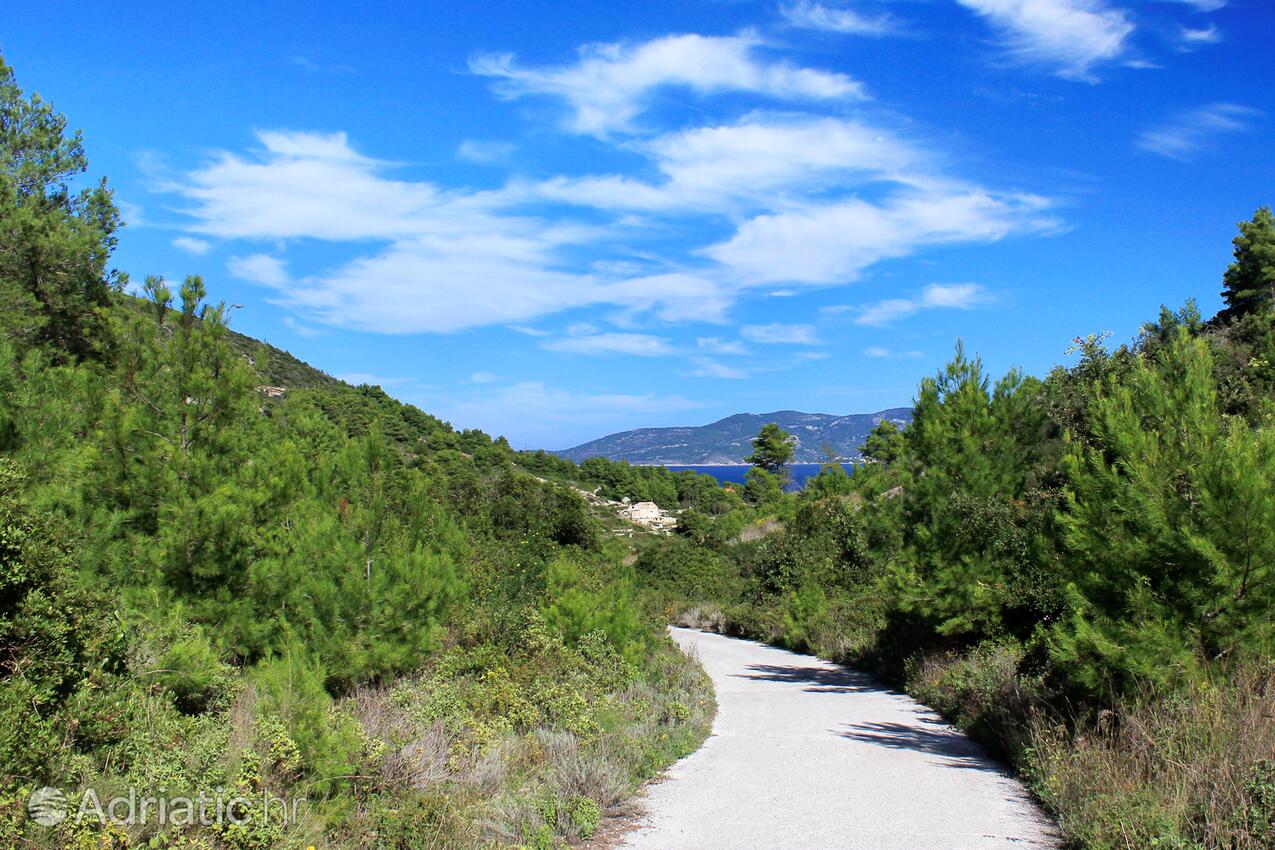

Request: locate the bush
(1027, 661), (1275, 850)
(251, 648), (364, 796)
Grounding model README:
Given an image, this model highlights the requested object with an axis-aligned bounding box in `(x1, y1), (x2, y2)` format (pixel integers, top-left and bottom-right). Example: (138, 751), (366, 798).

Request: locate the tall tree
(0, 53), (122, 360)
(1053, 329), (1275, 692)
(746, 422), (795, 477)
(1217, 206), (1275, 324)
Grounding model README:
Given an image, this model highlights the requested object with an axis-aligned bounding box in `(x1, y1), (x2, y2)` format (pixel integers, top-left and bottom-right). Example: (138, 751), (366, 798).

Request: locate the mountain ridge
(557, 407), (912, 464)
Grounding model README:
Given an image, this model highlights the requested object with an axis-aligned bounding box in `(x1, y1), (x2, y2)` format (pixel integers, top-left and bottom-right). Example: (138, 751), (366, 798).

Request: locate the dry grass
(673, 605), (727, 632)
(345, 683), (455, 792)
(1028, 662), (1275, 850)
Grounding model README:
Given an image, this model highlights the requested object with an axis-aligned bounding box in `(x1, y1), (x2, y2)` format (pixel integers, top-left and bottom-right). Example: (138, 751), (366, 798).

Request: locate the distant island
(557, 408), (912, 464)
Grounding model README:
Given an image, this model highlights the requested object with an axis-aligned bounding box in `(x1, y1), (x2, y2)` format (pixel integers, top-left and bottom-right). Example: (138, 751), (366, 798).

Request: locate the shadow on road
(838, 718), (1009, 774)
(734, 662), (903, 695)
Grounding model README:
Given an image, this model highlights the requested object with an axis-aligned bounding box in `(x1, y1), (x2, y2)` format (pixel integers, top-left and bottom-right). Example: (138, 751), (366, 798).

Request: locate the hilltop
(557, 408), (912, 464)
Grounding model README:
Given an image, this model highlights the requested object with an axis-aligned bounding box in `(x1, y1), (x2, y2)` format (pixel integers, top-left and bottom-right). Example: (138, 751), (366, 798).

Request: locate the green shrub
(252, 648), (362, 796)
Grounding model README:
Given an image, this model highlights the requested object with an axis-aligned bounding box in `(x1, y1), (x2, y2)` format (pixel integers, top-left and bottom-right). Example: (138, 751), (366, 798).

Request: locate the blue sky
(4, 0), (1272, 448)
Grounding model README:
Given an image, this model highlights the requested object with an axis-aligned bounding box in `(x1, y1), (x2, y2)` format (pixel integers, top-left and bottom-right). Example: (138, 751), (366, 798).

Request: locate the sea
(664, 463), (854, 490)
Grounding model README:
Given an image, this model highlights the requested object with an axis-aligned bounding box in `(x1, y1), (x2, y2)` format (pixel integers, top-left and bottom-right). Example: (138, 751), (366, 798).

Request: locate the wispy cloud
(852, 283), (992, 326)
(543, 331), (676, 356)
(1137, 103), (1259, 161)
(456, 139), (516, 164)
(740, 323), (822, 344)
(172, 236), (211, 255)
(708, 189), (1055, 285)
(864, 346), (922, 358)
(1158, 0), (1225, 9)
(956, 0), (1134, 81)
(1178, 24), (1221, 48)
(689, 359), (750, 379)
(779, 0), (897, 37)
(283, 316), (322, 338)
(228, 254), (290, 287)
(698, 336), (748, 355)
(470, 32), (864, 136)
(469, 371), (501, 383)
(533, 115), (920, 214)
(507, 325), (551, 337)
(166, 27), (1059, 340)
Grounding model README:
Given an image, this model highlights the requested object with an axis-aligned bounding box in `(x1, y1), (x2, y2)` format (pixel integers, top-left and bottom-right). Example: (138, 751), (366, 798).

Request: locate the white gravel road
(617, 628), (1060, 850)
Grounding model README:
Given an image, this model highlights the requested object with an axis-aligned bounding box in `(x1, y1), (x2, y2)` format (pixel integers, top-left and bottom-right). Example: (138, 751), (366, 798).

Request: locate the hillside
(558, 408), (913, 464)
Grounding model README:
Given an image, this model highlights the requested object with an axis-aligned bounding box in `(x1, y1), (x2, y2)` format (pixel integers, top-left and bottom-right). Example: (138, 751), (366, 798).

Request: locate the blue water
(664, 463), (853, 489)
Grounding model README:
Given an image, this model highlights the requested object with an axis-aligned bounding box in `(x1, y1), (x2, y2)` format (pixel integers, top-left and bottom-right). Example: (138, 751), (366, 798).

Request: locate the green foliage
(0, 55), (121, 360)
(1219, 206), (1275, 323)
(0, 459), (118, 783)
(743, 466), (783, 505)
(859, 419), (904, 465)
(650, 209), (1275, 850)
(1052, 329), (1275, 692)
(542, 559), (643, 662)
(889, 343), (1059, 641)
(252, 648), (363, 796)
(746, 422), (795, 476)
(634, 537), (739, 601)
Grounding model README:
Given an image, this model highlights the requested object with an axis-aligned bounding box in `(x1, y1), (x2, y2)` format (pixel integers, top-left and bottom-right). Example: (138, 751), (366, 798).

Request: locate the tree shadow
(734, 663), (899, 695)
(838, 718), (1008, 774)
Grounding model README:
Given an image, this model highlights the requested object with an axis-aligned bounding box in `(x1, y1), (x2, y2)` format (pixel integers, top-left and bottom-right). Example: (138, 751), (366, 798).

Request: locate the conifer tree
(0, 54), (122, 359)
(1217, 206), (1275, 323)
(1053, 329), (1275, 692)
(746, 422), (795, 482)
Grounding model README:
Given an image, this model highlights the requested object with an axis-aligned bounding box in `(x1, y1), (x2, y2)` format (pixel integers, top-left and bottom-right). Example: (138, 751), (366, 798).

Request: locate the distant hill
(558, 408), (912, 464)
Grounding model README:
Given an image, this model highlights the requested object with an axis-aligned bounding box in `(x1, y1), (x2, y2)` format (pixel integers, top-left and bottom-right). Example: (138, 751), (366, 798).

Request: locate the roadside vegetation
(635, 206), (1275, 850)
(0, 55), (713, 849)
(3, 46), (1272, 850)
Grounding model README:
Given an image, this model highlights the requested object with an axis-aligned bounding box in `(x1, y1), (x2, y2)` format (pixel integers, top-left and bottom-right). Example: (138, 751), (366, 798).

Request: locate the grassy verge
(674, 601), (1274, 850)
(1, 618), (713, 850)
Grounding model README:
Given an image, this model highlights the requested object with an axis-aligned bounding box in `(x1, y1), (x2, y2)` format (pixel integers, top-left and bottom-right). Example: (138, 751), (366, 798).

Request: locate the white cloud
(543, 332), (676, 356)
(181, 131), (442, 240)
(698, 336), (748, 355)
(854, 282), (992, 326)
(956, 0), (1134, 81)
(1137, 103), (1259, 161)
(166, 65), (1059, 336)
(228, 254), (290, 287)
(689, 358), (750, 379)
(601, 273), (735, 324)
(864, 346), (922, 358)
(534, 115), (918, 213)
(288, 236), (604, 333)
(457, 140), (516, 163)
(1179, 24), (1221, 47)
(709, 188), (1055, 285)
(470, 32), (864, 136)
(470, 371), (501, 383)
(740, 323), (822, 344)
(283, 316), (322, 338)
(1158, 0), (1225, 9)
(172, 236), (211, 255)
(780, 0), (897, 36)
(507, 325), (551, 337)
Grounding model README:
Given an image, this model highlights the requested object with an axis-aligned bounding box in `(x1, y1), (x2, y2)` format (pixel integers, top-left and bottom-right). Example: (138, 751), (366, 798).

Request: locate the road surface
(617, 628), (1059, 850)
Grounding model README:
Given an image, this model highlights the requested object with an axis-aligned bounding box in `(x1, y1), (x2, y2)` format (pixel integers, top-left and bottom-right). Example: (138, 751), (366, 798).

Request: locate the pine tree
(746, 423), (795, 479)
(0, 54), (122, 359)
(1217, 206), (1275, 323)
(1052, 329), (1275, 692)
